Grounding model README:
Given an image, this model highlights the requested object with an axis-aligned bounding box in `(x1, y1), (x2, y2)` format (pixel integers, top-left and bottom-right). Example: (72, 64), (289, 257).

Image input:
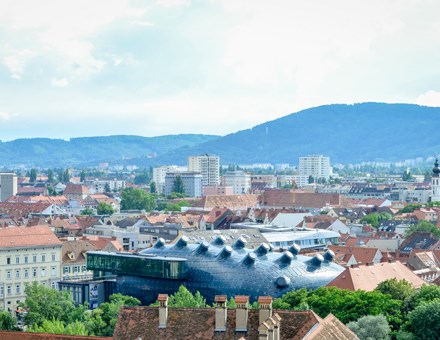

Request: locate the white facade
(299, 155), (331, 180)
(0, 173), (17, 201)
(164, 172), (203, 198)
(188, 154), (220, 186)
(153, 166), (182, 194)
(90, 179), (125, 194)
(222, 171), (251, 195)
(432, 160), (440, 202)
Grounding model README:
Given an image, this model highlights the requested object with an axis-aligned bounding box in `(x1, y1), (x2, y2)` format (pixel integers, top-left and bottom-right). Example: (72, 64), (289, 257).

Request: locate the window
(41, 255), (46, 262)
(24, 269), (29, 278)
(33, 268), (37, 278)
(64, 267), (70, 274)
(7, 285), (11, 295)
(41, 268), (46, 277)
(51, 282), (56, 289)
(15, 285), (20, 294)
(24, 256), (28, 264)
(15, 270), (20, 279)
(33, 255), (37, 263)
(51, 254), (56, 261)
(51, 267), (56, 276)
(0, 286), (3, 296)
(15, 256), (20, 264)
(82, 265), (87, 272)
(6, 270), (11, 280)
(73, 266), (78, 274)
(6, 257), (11, 265)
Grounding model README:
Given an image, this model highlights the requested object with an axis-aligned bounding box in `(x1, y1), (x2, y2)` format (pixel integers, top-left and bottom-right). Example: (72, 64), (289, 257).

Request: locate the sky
(1, 0), (440, 141)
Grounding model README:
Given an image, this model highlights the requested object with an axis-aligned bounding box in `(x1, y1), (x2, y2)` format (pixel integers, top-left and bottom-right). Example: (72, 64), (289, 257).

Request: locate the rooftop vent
(174, 236), (189, 249)
(217, 245), (233, 259)
(309, 254), (324, 267)
(278, 251), (294, 264)
(275, 275), (291, 288)
(213, 235), (227, 246)
(242, 252), (257, 266)
(233, 237), (247, 249)
(154, 238), (166, 248)
(323, 249), (335, 262)
(194, 241), (210, 255)
(288, 244), (301, 255)
(254, 243), (270, 256)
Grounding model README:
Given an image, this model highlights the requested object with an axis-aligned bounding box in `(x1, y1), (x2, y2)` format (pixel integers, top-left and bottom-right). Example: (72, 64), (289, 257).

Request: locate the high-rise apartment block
(188, 154), (220, 186)
(222, 171), (251, 195)
(0, 173), (18, 201)
(299, 155), (331, 180)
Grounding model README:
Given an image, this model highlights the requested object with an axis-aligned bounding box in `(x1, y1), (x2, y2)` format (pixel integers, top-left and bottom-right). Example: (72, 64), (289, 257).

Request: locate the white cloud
(155, 0), (191, 8)
(51, 77), (69, 88)
(0, 112), (14, 122)
(416, 91), (440, 107)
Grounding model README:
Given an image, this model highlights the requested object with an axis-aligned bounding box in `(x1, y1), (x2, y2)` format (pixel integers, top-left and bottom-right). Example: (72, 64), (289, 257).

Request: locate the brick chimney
(214, 295), (227, 332)
(158, 294), (168, 329)
(235, 295), (249, 332)
(258, 296), (273, 325)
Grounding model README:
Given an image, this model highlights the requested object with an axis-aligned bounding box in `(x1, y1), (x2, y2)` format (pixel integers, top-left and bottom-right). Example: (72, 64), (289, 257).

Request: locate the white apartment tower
(0, 173), (18, 201)
(299, 155), (331, 180)
(431, 158), (440, 202)
(188, 154), (220, 186)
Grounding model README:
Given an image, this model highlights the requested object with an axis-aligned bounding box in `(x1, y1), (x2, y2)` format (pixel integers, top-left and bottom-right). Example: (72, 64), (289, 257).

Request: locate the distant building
(432, 158), (440, 202)
(188, 154), (220, 186)
(89, 179), (125, 194)
(153, 165), (183, 194)
(164, 171), (203, 198)
(203, 185), (234, 196)
(299, 155), (331, 180)
(0, 173), (17, 201)
(222, 171), (251, 195)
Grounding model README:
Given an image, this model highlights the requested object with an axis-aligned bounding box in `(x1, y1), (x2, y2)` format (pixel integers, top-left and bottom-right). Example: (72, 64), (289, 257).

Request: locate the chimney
(235, 295), (249, 332)
(258, 296), (273, 325)
(272, 313), (282, 340)
(214, 295), (227, 332)
(158, 294), (168, 329)
(258, 322), (270, 339)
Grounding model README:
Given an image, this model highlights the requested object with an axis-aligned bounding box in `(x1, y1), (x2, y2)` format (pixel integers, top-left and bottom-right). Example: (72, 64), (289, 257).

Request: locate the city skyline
(1, 0), (440, 141)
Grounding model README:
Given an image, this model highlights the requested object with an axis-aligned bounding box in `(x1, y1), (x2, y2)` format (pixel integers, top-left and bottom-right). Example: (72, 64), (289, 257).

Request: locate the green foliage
(0, 311), (17, 330)
(227, 297), (236, 309)
(104, 182), (111, 193)
(80, 170), (86, 183)
(96, 201), (115, 215)
(47, 169), (55, 183)
(29, 168), (37, 182)
(150, 181), (157, 194)
(398, 204), (422, 214)
(408, 300), (440, 339)
(404, 220), (440, 238)
(347, 315), (391, 340)
(172, 175), (185, 194)
(167, 192), (188, 199)
(81, 207), (94, 216)
(29, 319), (89, 336)
(402, 169), (413, 182)
(158, 200), (190, 212)
(308, 175), (314, 184)
(406, 284), (440, 310)
(134, 171), (150, 185)
(20, 281), (78, 327)
(361, 212), (391, 228)
(120, 187), (156, 211)
(63, 169), (71, 183)
(150, 286), (209, 308)
(375, 279), (415, 301)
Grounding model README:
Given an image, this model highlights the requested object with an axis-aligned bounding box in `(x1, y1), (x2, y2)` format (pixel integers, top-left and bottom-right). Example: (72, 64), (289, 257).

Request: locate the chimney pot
(214, 295), (228, 332)
(235, 295), (249, 332)
(258, 296), (273, 325)
(158, 294), (168, 329)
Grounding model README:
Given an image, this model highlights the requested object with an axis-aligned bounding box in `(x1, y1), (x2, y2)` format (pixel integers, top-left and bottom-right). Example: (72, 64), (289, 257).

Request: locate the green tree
(47, 169), (55, 183)
(120, 187), (156, 211)
(347, 315), (391, 340)
(134, 171), (150, 185)
(150, 286), (208, 308)
(150, 181), (157, 194)
(361, 213), (380, 227)
(81, 207), (94, 216)
(104, 182), (111, 193)
(0, 311), (17, 330)
(404, 220), (440, 238)
(80, 170), (86, 183)
(375, 279), (415, 302)
(96, 202), (115, 215)
(406, 284), (440, 310)
(29, 319), (89, 336)
(20, 281), (78, 327)
(402, 169), (413, 182)
(172, 175), (185, 194)
(29, 168), (37, 183)
(63, 169), (70, 183)
(308, 175), (314, 184)
(408, 300), (440, 340)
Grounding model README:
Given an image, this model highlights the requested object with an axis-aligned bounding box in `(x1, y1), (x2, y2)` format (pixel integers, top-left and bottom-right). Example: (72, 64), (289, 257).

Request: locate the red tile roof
(0, 225), (61, 248)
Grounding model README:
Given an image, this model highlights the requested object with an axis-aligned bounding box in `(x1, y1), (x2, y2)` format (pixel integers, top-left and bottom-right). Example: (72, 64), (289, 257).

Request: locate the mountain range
(1, 102), (440, 168)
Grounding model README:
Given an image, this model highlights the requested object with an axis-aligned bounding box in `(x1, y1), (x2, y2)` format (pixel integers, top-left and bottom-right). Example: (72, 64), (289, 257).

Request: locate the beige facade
(0, 226), (62, 314)
(188, 155), (220, 186)
(0, 173), (17, 202)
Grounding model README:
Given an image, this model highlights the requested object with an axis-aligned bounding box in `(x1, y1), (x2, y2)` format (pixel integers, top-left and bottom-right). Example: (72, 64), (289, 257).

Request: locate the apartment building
(299, 155), (331, 180)
(0, 226), (62, 314)
(164, 172), (203, 198)
(0, 173), (17, 202)
(152, 165), (183, 194)
(222, 171), (251, 194)
(188, 154), (220, 186)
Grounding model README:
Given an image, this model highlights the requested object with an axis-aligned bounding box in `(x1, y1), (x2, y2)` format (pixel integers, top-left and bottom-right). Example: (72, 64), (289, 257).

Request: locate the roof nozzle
(233, 237), (247, 249)
(254, 243), (270, 256)
(242, 252), (257, 266)
(194, 241), (210, 255)
(309, 254), (324, 267)
(279, 251), (294, 264)
(217, 245), (233, 259)
(213, 235), (227, 246)
(175, 236), (189, 249)
(154, 238), (166, 248)
(324, 250), (335, 262)
(288, 244), (301, 255)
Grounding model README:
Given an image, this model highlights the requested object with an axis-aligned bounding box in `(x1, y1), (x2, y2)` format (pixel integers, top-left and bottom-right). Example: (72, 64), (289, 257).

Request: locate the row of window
(5, 267), (58, 279)
(63, 265), (87, 274)
(0, 281), (57, 296)
(6, 253), (57, 265)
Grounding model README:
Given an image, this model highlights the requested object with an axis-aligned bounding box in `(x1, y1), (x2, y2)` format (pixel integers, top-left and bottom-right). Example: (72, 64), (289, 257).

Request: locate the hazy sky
(1, 0), (439, 140)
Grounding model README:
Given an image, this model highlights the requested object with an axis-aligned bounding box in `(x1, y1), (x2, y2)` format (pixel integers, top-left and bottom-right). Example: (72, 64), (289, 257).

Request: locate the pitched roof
(192, 194), (260, 210)
(304, 313), (359, 340)
(0, 225), (62, 248)
(61, 239), (98, 264)
(328, 245), (380, 265)
(327, 261), (425, 291)
(398, 232), (440, 254)
(0, 331), (111, 340)
(64, 183), (89, 195)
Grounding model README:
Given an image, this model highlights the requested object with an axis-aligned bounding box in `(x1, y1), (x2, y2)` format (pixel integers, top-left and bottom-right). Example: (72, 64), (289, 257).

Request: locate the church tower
(431, 159), (440, 202)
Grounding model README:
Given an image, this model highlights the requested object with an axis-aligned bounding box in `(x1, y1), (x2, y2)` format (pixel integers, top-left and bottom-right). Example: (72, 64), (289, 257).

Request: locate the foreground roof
(0, 225), (62, 248)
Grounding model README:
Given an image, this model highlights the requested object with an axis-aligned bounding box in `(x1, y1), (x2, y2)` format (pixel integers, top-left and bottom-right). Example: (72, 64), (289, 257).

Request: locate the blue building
(87, 235), (344, 304)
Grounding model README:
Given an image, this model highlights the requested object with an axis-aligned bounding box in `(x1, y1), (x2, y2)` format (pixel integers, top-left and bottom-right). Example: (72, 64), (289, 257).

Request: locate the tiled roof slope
(0, 331), (111, 340)
(304, 313), (359, 340)
(327, 261), (425, 291)
(193, 194), (260, 210)
(113, 306), (355, 340)
(0, 225), (61, 248)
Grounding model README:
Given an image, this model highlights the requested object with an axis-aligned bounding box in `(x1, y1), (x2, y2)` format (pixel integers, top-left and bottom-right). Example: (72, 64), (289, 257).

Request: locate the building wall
(153, 166), (181, 194)
(299, 155), (331, 180)
(203, 186), (234, 196)
(0, 245), (62, 314)
(222, 171), (251, 195)
(0, 173), (18, 202)
(164, 172), (203, 198)
(188, 155), (220, 186)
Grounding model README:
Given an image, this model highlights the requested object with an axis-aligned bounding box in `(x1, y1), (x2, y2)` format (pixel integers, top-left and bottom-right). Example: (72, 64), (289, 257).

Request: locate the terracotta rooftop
(327, 261), (426, 291)
(64, 183), (89, 195)
(305, 313), (359, 340)
(215, 295), (228, 303)
(192, 194), (260, 210)
(158, 294), (169, 301)
(328, 245), (381, 265)
(234, 295), (249, 304)
(258, 296), (273, 304)
(0, 225), (62, 248)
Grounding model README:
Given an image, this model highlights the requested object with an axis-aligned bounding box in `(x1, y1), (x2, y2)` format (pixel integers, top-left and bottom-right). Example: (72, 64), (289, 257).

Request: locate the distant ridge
(1, 103), (439, 167)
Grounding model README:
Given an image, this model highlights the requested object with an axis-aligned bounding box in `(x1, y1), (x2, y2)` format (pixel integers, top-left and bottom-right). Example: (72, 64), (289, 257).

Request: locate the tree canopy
(120, 187), (156, 211)
(347, 315), (391, 340)
(96, 201), (115, 215)
(404, 220), (440, 238)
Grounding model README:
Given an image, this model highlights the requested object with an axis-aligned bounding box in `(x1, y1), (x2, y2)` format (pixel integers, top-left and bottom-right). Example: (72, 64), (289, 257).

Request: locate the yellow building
(0, 226), (62, 314)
